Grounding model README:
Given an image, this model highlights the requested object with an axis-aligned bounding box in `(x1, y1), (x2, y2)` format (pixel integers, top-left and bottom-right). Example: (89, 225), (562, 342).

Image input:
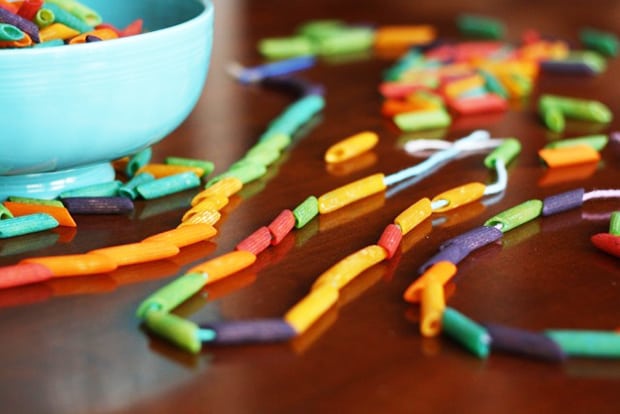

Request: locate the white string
(484, 158), (507, 195)
(384, 130), (492, 186)
(583, 189), (620, 201)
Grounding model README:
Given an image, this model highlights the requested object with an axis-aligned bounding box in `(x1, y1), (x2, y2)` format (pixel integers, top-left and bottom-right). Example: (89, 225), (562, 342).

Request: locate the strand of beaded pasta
(407, 188), (620, 361)
(134, 133), (520, 352)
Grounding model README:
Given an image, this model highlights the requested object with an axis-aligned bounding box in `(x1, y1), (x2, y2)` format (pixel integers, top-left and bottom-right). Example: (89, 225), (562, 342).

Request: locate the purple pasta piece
(0, 7), (40, 43)
(418, 242), (469, 274)
(611, 131), (620, 143)
(542, 188), (585, 216)
(62, 197), (134, 214)
(85, 35), (102, 43)
(482, 322), (567, 362)
(439, 225), (502, 251)
(261, 76), (325, 98)
(539, 60), (598, 76)
(202, 319), (297, 345)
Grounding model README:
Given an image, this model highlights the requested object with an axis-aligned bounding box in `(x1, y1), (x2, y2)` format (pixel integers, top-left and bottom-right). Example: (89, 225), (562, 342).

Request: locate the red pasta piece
(591, 233), (620, 258)
(0, 263), (53, 289)
(448, 94), (508, 115)
(236, 226), (272, 255)
(377, 223), (402, 259)
(17, 0), (42, 20)
(267, 209), (295, 245)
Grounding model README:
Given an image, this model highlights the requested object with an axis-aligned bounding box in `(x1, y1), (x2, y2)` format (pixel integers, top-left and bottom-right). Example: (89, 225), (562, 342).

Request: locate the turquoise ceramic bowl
(0, 0), (213, 198)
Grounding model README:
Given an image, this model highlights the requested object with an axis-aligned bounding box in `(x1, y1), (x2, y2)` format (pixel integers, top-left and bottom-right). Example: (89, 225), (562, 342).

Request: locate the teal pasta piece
(136, 172), (200, 200)
(0, 213), (59, 238)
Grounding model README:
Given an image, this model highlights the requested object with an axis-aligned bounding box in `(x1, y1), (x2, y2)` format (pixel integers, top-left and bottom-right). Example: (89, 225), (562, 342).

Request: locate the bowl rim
(0, 0), (213, 58)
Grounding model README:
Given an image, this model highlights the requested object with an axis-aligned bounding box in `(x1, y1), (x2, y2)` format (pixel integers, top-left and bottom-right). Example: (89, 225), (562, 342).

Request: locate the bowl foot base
(0, 163), (116, 200)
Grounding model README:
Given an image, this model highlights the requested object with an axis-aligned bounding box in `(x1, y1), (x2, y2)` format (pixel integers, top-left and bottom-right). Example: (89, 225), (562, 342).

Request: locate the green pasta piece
(545, 330), (620, 358)
(484, 199), (543, 233)
(293, 196), (319, 228)
(442, 307), (491, 358)
(609, 212), (620, 236)
(393, 109), (451, 132)
(457, 14), (505, 39)
(165, 157), (215, 177)
(143, 310), (202, 354)
(580, 27), (619, 57)
(7, 196), (64, 207)
(0, 204), (14, 219)
(258, 36), (315, 59)
(314, 27), (375, 56)
(544, 135), (608, 151)
(539, 94), (613, 123)
(136, 272), (208, 319)
(207, 163), (267, 187)
(484, 138), (521, 168)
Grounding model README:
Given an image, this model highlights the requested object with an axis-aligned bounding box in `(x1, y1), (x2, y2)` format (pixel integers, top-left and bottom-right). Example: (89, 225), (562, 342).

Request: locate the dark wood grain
(1, 1), (619, 413)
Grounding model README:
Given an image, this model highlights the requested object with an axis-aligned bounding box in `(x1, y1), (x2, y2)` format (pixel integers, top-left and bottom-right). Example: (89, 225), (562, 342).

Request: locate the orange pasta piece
(431, 182), (487, 213)
(374, 25), (436, 50)
(324, 131), (379, 164)
(394, 198), (432, 235)
(88, 241), (180, 267)
(0, 0), (20, 13)
(538, 145), (600, 168)
(403, 261), (457, 303)
(135, 163), (204, 179)
(3, 201), (77, 227)
(312, 245), (387, 291)
(187, 251), (257, 284)
(318, 173), (386, 214)
(193, 177), (243, 204)
(20, 253), (117, 277)
(68, 28), (118, 44)
(0, 33), (31, 48)
(142, 224), (217, 248)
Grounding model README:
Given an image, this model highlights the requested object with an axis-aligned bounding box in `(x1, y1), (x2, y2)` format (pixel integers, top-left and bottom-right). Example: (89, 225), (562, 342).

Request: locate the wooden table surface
(1, 0), (619, 413)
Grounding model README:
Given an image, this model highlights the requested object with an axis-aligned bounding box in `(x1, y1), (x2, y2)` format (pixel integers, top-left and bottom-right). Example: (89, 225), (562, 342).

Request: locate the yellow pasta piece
(443, 74), (485, 98)
(312, 245), (387, 291)
(187, 251), (257, 284)
(142, 224), (217, 248)
(39, 23), (79, 42)
(394, 198), (432, 235)
(193, 177), (243, 205)
(178, 209), (221, 227)
(420, 276), (445, 337)
(431, 182), (486, 213)
(318, 173), (386, 214)
(182, 195), (229, 222)
(88, 241), (180, 267)
(284, 285), (339, 334)
(136, 163), (204, 179)
(403, 261), (457, 303)
(324, 131), (379, 164)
